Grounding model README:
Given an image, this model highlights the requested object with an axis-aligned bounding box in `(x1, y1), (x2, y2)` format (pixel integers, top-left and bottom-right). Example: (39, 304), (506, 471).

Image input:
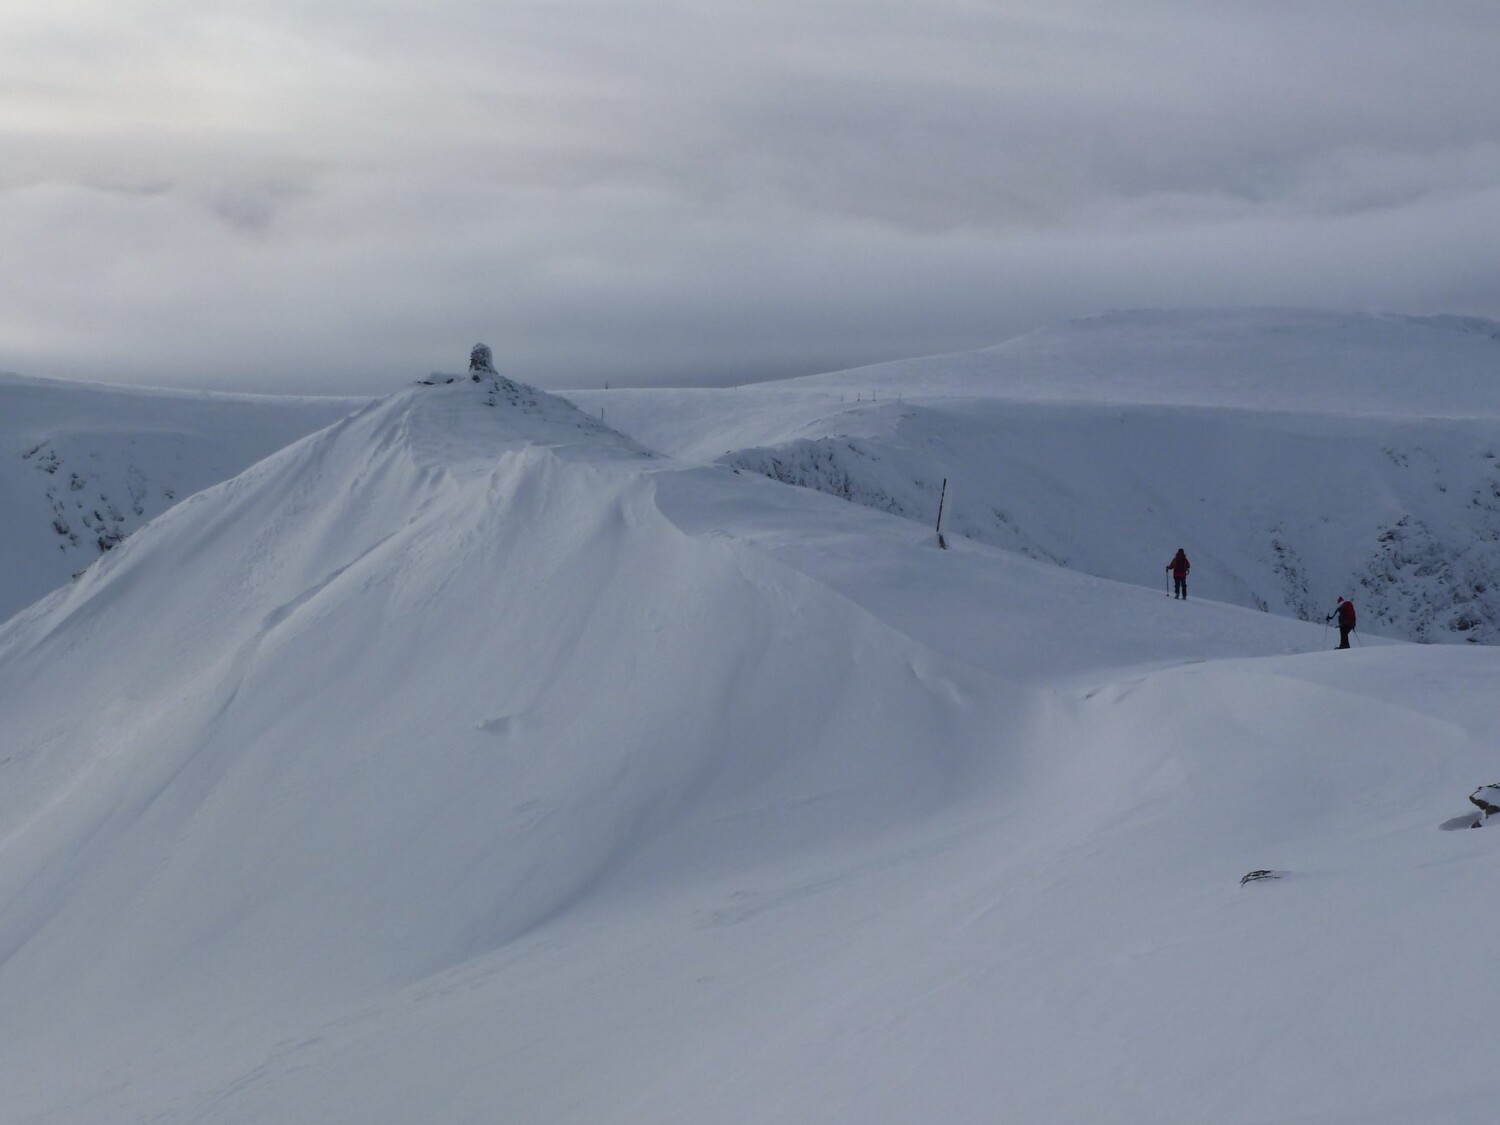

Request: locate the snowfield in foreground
(0, 360), (1497, 1125)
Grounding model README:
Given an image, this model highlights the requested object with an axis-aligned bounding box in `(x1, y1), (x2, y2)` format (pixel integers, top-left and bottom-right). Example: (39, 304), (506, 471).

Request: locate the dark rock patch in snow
(1239, 869), (1284, 886)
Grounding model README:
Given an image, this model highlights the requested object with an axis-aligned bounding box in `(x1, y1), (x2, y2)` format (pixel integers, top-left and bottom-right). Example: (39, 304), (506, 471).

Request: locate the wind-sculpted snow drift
(0, 374), (1024, 1117)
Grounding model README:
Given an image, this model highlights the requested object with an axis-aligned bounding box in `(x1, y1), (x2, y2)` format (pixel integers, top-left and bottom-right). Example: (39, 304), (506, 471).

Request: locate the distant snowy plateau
(1, 310), (1498, 1125)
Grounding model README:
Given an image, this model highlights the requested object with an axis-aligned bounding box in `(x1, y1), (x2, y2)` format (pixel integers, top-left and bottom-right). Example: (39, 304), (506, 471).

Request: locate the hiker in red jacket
(1326, 596), (1357, 648)
(1166, 548), (1190, 599)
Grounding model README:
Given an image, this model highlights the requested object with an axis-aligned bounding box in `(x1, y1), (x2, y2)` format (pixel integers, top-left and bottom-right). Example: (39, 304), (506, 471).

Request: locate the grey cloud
(0, 1), (1498, 392)
(208, 180), (312, 235)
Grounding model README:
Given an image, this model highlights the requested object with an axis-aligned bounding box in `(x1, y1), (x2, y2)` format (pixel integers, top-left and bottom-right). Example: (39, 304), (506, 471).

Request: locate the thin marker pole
(935, 478), (948, 550)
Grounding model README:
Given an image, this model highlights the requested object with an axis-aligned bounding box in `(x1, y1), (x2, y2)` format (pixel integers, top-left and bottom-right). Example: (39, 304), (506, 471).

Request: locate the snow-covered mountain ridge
(1, 362), (1498, 1123)
(569, 309), (1500, 643)
(0, 374), (1033, 1116)
(6, 310), (1494, 645)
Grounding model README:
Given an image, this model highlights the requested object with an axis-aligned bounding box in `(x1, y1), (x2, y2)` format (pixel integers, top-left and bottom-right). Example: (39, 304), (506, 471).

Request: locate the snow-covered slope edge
(720, 402), (1500, 642)
(0, 371), (365, 625)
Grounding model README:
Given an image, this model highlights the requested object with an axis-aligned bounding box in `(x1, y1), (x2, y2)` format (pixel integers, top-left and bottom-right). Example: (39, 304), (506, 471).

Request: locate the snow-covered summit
(0, 373), (1043, 1118)
(403, 371), (656, 466)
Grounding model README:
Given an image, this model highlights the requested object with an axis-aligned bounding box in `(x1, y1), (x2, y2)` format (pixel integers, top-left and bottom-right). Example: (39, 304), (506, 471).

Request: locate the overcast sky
(3, 1), (1498, 394)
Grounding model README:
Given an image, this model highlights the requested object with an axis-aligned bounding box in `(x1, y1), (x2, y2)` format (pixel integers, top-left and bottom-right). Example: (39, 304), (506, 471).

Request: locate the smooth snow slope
(0, 375), (1024, 1117)
(0, 371), (364, 624)
(1, 374), (1497, 1124)
(567, 309), (1500, 643)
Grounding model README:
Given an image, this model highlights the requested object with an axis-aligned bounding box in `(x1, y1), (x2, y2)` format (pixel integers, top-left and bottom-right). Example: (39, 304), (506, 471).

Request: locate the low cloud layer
(3, 1), (1498, 393)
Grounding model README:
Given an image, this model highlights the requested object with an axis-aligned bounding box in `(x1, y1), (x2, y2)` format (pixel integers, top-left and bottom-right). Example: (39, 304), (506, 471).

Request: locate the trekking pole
(1353, 628), (1363, 648)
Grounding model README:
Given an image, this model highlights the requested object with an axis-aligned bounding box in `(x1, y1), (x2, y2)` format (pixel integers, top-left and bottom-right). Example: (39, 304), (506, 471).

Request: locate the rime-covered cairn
(470, 343), (496, 380)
